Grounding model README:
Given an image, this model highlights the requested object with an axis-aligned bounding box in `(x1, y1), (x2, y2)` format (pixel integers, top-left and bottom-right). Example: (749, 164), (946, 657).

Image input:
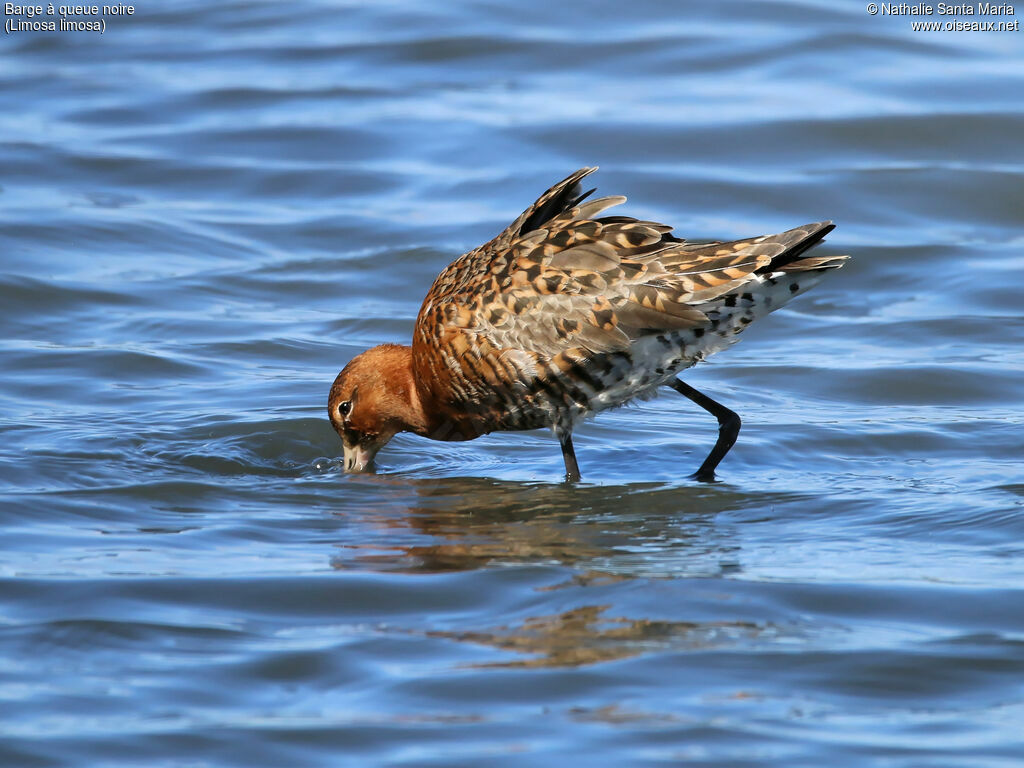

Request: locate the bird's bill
(342, 441), (380, 472)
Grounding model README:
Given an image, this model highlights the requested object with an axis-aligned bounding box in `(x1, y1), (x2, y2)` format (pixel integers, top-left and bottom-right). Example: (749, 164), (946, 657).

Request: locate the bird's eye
(338, 400), (352, 417)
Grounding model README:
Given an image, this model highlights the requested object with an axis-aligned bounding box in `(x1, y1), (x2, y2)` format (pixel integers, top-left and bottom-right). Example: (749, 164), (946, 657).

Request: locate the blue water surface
(2, 1), (1023, 766)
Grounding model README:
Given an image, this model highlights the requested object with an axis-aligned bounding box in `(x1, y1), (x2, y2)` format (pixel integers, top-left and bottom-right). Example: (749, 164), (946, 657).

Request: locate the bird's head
(327, 344), (423, 472)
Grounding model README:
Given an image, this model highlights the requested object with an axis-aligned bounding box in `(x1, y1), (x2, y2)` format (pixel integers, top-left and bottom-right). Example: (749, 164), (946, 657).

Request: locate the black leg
(670, 378), (741, 482)
(560, 433), (581, 482)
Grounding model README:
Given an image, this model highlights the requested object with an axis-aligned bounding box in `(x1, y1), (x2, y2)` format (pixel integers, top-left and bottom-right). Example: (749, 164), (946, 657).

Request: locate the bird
(328, 167), (847, 481)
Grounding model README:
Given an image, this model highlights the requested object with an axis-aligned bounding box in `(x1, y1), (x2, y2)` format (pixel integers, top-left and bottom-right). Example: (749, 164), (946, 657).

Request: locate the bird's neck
(370, 340), (492, 443)
(367, 343), (432, 437)
(384, 342), (478, 443)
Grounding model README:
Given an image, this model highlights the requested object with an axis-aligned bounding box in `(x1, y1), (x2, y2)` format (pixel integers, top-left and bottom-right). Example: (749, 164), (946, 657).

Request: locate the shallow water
(2, 1), (1024, 765)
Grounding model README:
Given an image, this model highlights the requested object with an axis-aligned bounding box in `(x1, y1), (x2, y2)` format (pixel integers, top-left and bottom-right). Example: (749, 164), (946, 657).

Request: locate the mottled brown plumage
(329, 167), (847, 480)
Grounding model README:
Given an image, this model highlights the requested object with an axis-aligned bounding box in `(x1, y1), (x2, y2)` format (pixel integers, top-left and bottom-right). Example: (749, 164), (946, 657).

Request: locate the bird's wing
(417, 171), (840, 371)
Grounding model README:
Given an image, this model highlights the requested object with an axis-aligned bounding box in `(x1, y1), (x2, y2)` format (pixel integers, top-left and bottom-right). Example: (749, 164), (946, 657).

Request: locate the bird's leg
(670, 378), (741, 482)
(559, 432), (581, 482)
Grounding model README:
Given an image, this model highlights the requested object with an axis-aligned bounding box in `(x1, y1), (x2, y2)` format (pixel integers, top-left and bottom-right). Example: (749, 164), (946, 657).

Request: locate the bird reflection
(425, 603), (770, 668)
(326, 474), (807, 668)
(329, 474), (806, 575)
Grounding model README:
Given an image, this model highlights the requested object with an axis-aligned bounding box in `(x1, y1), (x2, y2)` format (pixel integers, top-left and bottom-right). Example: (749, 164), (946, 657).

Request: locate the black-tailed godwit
(329, 167), (847, 481)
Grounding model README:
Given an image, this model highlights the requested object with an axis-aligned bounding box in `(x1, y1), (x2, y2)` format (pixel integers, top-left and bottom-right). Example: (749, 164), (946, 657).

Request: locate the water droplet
(312, 457), (334, 473)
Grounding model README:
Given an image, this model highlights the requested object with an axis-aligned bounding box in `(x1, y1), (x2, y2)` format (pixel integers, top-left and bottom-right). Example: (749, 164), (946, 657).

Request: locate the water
(2, 1), (1024, 765)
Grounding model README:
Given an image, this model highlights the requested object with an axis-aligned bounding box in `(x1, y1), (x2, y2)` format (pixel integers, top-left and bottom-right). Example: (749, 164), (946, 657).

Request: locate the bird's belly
(574, 280), (806, 420)
(587, 333), (705, 414)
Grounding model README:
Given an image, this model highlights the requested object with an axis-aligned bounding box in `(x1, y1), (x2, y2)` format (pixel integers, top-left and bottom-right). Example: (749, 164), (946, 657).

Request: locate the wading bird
(329, 168), (847, 481)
